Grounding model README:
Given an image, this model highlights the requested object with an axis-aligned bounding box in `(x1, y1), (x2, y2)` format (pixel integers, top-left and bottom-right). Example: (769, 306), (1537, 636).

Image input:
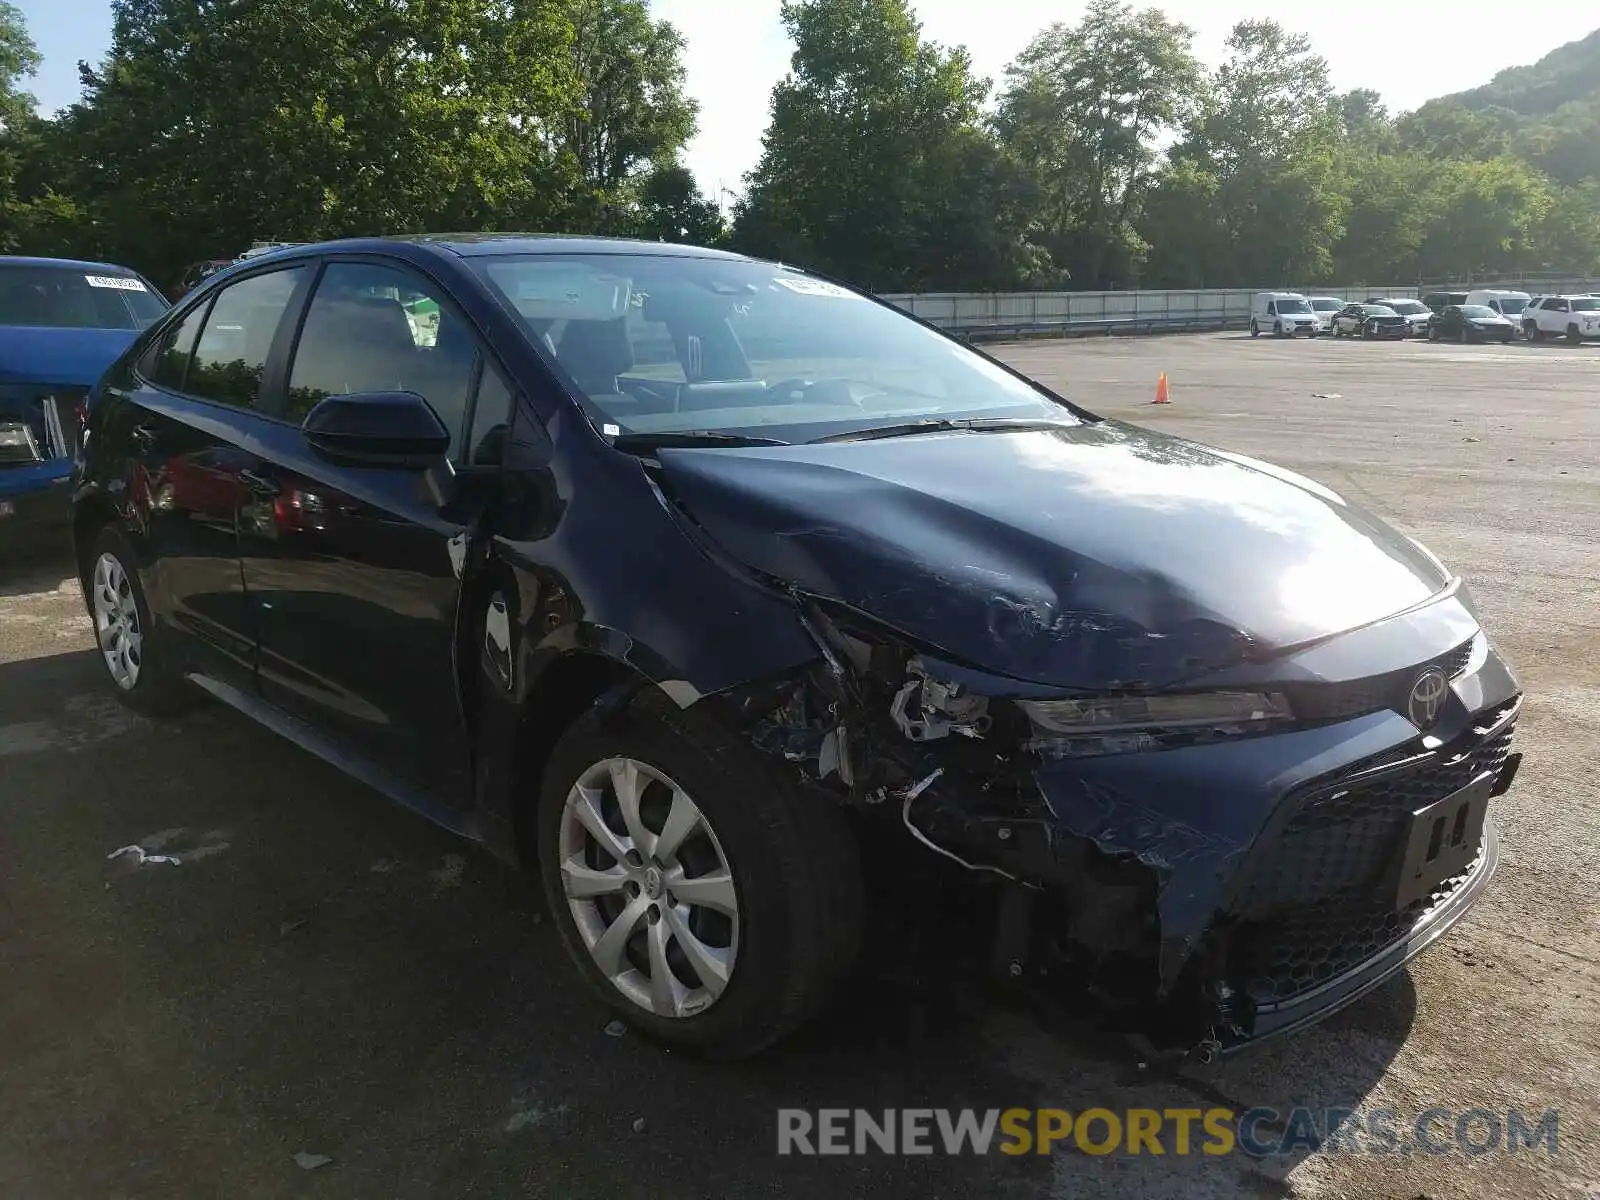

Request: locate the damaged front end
(722, 596), (1518, 1061)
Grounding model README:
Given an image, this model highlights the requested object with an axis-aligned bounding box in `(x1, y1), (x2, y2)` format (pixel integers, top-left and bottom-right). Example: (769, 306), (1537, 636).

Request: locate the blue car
(69, 235), (1522, 1058)
(0, 256), (169, 545)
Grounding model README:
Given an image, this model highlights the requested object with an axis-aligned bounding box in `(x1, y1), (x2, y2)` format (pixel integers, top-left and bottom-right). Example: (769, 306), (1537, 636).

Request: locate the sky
(19, 0), (1600, 200)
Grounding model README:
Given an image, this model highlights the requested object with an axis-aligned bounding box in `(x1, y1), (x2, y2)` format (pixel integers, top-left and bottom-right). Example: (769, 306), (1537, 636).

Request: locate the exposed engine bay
(725, 597), (1236, 1057)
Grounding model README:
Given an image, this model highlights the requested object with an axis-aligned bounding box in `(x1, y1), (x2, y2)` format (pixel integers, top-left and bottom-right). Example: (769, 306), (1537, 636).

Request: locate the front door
(111, 264), (310, 685)
(238, 258), (489, 804)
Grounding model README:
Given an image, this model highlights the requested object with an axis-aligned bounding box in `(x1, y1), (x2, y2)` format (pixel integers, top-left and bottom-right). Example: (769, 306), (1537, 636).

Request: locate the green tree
(733, 0), (1042, 291)
(994, 0), (1204, 288)
(561, 0), (698, 233)
(0, 0), (41, 250)
(50, 0), (700, 287)
(1415, 155), (1553, 279)
(636, 162), (727, 245)
(1142, 20), (1346, 286)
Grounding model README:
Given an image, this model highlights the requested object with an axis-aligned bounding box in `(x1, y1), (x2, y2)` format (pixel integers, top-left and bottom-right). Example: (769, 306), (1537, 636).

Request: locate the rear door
(108, 264), (310, 685)
(238, 256), (489, 803)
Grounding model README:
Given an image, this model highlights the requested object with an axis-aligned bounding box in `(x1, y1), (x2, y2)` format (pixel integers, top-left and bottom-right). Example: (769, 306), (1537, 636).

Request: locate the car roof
(241, 233), (756, 264)
(0, 254), (144, 274)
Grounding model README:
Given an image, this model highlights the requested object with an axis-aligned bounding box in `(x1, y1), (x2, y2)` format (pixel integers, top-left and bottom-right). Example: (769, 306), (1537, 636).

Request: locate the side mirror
(301, 390), (450, 467)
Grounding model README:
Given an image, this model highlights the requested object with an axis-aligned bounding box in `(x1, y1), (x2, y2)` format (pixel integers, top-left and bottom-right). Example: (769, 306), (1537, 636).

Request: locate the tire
(536, 689), (864, 1059)
(1459, 327), (1469, 344)
(1568, 324), (1582, 345)
(86, 528), (196, 716)
(1361, 325), (1371, 339)
(1428, 326), (1438, 342)
(1528, 325), (1543, 343)
(1249, 320), (1260, 338)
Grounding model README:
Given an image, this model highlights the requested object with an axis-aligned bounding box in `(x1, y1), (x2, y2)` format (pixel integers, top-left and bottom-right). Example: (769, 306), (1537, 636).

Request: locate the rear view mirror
(301, 390), (449, 467)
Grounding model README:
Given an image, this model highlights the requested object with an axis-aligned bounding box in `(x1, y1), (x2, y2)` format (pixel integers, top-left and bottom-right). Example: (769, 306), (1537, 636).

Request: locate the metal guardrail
(878, 285), (1422, 340)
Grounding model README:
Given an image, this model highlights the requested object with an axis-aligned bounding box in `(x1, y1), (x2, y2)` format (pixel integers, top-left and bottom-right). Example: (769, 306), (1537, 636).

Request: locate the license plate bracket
(1393, 771), (1493, 911)
(0, 499), (14, 519)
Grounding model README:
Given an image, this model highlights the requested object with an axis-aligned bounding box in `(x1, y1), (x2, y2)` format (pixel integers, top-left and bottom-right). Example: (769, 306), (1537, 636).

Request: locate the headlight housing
(1018, 691), (1291, 735)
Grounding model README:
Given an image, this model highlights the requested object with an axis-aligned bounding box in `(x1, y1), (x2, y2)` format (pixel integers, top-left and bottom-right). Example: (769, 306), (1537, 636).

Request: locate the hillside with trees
(0, 0), (1596, 294)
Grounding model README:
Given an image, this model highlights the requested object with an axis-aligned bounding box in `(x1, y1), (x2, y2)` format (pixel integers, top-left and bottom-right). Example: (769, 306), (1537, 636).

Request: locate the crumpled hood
(656, 421), (1451, 689)
(0, 326), (140, 390)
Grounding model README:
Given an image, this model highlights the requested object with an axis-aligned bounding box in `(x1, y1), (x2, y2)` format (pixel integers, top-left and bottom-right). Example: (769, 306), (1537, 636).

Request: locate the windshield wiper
(610, 430), (789, 453)
(809, 416), (1078, 445)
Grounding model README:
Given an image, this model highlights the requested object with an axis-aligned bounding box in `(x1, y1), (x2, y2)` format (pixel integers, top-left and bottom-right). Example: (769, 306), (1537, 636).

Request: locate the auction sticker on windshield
(774, 276), (860, 299)
(84, 275), (147, 291)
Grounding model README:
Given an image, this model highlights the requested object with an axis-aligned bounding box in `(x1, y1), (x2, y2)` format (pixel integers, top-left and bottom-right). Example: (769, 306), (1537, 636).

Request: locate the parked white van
(1464, 289), (1532, 336)
(1250, 292), (1320, 337)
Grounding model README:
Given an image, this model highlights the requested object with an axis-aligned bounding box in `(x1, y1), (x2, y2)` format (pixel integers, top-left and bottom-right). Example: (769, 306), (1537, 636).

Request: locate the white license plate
(0, 500), (15, 519)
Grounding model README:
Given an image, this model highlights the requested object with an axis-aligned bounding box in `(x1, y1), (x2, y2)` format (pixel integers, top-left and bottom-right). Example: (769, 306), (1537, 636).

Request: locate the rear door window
(188, 268), (306, 409)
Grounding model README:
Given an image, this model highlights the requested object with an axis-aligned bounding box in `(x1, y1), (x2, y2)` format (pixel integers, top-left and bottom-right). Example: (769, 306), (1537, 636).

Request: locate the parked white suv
(1522, 295), (1600, 343)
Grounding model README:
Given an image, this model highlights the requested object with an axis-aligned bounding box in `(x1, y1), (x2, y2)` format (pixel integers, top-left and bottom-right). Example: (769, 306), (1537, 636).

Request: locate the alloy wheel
(92, 552), (142, 690)
(558, 757), (740, 1019)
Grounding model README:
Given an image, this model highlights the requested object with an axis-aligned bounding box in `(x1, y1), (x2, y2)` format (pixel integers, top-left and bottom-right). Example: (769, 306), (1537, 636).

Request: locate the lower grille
(1235, 704), (1515, 914)
(1234, 841), (1485, 1005)
(1227, 702), (1516, 1003)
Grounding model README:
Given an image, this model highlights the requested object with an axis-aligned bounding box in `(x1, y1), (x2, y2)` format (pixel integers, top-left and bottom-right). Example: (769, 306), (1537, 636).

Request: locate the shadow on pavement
(0, 647), (1413, 1199)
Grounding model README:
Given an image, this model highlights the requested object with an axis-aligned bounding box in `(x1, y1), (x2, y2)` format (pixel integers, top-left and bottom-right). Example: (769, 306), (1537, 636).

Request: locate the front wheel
(1459, 327), (1470, 344)
(1568, 324), (1583, 345)
(537, 692), (863, 1058)
(1249, 319), (1260, 338)
(1428, 325), (1439, 342)
(86, 529), (196, 716)
(1528, 326), (1543, 342)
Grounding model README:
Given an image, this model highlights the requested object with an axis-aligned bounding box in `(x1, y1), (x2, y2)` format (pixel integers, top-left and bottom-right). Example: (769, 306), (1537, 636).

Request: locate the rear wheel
(1459, 327), (1469, 344)
(87, 528), (196, 716)
(536, 691), (863, 1058)
(1249, 319), (1260, 337)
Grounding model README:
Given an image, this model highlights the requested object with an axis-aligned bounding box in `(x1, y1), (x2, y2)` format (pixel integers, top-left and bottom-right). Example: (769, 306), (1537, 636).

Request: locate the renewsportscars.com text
(776, 1107), (1560, 1158)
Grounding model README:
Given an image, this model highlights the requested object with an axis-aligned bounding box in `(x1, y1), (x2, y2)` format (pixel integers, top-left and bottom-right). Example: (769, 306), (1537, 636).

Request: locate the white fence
(879, 285), (1421, 338)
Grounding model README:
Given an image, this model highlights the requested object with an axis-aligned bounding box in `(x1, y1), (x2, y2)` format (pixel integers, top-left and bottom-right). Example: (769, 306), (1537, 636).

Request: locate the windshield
(1274, 298), (1312, 314)
(0, 265), (168, 330)
(1571, 298), (1599, 312)
(475, 254), (1079, 444)
(1496, 297), (1529, 314)
(1459, 305), (1497, 318)
(1365, 305), (1397, 317)
(1388, 300), (1427, 315)
(1311, 298), (1341, 311)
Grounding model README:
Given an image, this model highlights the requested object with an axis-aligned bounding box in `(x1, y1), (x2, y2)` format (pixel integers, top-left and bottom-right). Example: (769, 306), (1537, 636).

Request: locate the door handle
(238, 468), (281, 497)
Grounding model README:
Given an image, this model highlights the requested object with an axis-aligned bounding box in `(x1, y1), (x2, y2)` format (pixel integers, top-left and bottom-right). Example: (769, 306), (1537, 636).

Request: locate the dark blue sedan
(69, 235), (1522, 1059)
(0, 256), (169, 543)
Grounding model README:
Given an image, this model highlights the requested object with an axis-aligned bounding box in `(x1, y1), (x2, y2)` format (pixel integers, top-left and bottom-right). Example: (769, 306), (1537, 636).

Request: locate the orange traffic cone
(1152, 371), (1170, 404)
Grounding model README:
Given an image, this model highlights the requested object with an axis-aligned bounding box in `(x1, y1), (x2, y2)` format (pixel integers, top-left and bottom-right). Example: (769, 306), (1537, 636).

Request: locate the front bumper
(913, 623), (1521, 1052)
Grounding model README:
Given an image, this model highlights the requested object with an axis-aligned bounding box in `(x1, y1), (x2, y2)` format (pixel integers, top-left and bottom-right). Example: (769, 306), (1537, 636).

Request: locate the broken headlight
(1018, 691), (1291, 735)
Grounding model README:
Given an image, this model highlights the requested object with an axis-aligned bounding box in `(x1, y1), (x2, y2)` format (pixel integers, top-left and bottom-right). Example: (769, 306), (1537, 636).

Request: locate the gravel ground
(0, 331), (1596, 1199)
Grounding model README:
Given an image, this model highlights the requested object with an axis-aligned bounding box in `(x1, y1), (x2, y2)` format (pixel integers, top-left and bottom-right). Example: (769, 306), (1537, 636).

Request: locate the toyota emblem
(1407, 666), (1449, 730)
